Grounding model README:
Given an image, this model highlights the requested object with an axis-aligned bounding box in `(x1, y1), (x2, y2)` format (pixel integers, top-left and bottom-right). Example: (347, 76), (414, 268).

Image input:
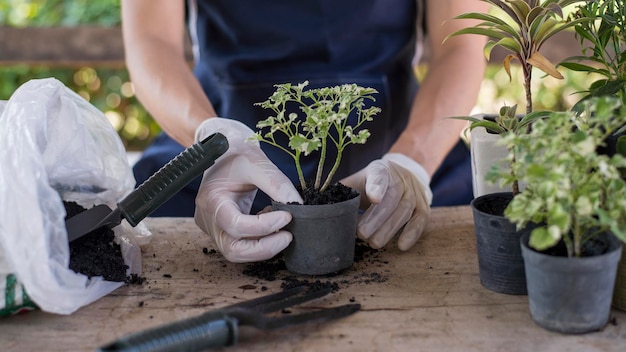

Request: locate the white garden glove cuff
(341, 152), (432, 251)
(193, 118), (303, 263)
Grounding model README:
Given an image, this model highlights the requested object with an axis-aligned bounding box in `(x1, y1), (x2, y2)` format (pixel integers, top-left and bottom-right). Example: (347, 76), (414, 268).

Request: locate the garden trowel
(65, 132), (229, 242)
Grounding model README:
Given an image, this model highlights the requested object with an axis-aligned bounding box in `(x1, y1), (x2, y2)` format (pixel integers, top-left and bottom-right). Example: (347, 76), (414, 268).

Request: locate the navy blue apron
(133, 0), (472, 216)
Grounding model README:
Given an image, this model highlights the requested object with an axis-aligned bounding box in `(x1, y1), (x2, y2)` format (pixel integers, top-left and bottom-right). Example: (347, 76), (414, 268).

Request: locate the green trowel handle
(118, 132), (229, 226)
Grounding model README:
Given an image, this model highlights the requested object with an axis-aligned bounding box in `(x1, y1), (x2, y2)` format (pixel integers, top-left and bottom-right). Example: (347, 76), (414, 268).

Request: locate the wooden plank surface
(0, 26), (194, 67)
(0, 25), (581, 67)
(1, 206), (625, 352)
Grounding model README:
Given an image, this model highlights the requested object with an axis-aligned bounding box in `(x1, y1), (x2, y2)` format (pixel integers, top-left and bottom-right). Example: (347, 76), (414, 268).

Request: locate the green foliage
(0, 1), (158, 151)
(0, 0), (121, 26)
(492, 97), (626, 257)
(453, 104), (546, 135)
(250, 81), (380, 192)
(560, 0), (626, 110)
(448, 0), (589, 114)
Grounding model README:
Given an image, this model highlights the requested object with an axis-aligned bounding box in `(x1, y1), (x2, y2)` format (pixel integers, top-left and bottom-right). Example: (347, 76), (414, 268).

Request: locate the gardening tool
(65, 132), (229, 242)
(97, 285), (360, 352)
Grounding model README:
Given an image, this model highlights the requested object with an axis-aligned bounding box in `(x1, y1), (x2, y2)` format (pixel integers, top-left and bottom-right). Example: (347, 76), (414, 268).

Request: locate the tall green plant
(448, 0), (588, 114)
(560, 0), (626, 110)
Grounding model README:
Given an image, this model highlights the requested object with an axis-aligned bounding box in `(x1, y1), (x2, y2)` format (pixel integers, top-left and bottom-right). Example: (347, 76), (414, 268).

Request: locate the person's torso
(186, 0), (424, 189)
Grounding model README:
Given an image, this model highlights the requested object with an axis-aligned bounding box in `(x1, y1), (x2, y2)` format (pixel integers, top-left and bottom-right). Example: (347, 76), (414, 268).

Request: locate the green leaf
(549, 205), (570, 231)
(526, 6), (545, 27)
(506, 0), (532, 28)
(529, 226), (561, 251)
(533, 17), (559, 47)
(351, 130), (371, 144)
(591, 80), (626, 97)
(517, 110), (549, 130)
(559, 61), (604, 74)
(289, 134), (319, 155)
(447, 27), (508, 41)
(536, 18), (592, 48)
(494, 37), (523, 54)
(470, 120), (506, 133)
(526, 164), (547, 178)
(484, 40), (497, 61)
(453, 12), (513, 28)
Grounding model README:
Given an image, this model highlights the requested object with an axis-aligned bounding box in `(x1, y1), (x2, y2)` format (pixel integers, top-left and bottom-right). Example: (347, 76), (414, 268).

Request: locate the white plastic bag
(0, 78), (151, 315)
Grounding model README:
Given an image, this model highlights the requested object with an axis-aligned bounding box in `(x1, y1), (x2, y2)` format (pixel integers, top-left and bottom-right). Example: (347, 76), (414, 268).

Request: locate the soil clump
(64, 201), (145, 284)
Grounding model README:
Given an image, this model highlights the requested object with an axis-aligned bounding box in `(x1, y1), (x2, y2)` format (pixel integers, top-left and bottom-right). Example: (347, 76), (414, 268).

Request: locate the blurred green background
(0, 0), (159, 151)
(1, 0), (598, 151)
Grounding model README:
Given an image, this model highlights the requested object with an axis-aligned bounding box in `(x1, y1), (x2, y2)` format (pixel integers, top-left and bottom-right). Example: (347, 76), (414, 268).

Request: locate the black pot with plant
(560, 0), (626, 311)
(462, 105), (546, 295)
(498, 97), (626, 333)
(250, 81), (381, 275)
(448, 0), (587, 295)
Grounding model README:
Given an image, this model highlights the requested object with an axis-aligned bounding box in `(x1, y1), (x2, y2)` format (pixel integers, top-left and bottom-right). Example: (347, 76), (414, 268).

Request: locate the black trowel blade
(65, 204), (123, 242)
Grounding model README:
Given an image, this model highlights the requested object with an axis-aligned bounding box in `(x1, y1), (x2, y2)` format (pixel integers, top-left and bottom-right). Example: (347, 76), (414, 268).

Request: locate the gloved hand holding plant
(251, 81), (432, 253)
(194, 118), (303, 263)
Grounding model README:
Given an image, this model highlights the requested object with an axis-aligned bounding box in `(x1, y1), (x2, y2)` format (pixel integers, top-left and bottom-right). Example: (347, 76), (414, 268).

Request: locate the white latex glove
(340, 153), (432, 250)
(194, 118), (303, 263)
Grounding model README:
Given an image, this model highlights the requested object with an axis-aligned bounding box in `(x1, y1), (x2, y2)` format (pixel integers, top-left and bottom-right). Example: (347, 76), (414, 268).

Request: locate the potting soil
(298, 182), (358, 205)
(65, 201), (145, 284)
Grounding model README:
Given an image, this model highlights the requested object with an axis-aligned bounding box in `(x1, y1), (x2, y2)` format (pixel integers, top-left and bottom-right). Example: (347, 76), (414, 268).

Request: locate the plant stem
(320, 149), (343, 193)
(511, 153), (519, 196)
(314, 137), (327, 190)
(294, 151), (307, 190)
(523, 61), (533, 116)
(573, 217), (581, 258)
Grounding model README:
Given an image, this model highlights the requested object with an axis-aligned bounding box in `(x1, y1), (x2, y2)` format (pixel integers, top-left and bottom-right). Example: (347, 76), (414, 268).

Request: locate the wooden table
(2, 206), (626, 351)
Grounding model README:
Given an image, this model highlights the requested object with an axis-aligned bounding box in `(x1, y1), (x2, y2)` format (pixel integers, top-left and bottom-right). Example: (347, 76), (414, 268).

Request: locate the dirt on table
(239, 238), (389, 293)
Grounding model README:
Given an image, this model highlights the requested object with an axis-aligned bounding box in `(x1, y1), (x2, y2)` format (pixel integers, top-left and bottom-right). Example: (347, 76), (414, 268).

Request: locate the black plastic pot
(613, 246), (626, 311)
(521, 231), (623, 334)
(272, 194), (360, 276)
(470, 192), (531, 295)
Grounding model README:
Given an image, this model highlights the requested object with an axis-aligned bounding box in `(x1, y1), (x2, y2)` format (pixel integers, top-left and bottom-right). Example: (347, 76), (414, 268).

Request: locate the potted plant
(447, 0), (586, 294)
(496, 96), (626, 333)
(453, 105), (546, 295)
(249, 81), (381, 275)
(448, 0), (587, 196)
(559, 0), (626, 310)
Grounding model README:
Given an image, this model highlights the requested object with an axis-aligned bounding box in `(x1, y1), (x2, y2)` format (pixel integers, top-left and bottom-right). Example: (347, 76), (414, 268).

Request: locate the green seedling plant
(250, 81), (381, 193)
(491, 96), (626, 257)
(448, 0), (588, 114)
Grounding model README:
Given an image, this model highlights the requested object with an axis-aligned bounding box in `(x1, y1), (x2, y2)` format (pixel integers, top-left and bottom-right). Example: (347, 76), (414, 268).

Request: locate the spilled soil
(64, 201), (144, 284)
(238, 238), (389, 293)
